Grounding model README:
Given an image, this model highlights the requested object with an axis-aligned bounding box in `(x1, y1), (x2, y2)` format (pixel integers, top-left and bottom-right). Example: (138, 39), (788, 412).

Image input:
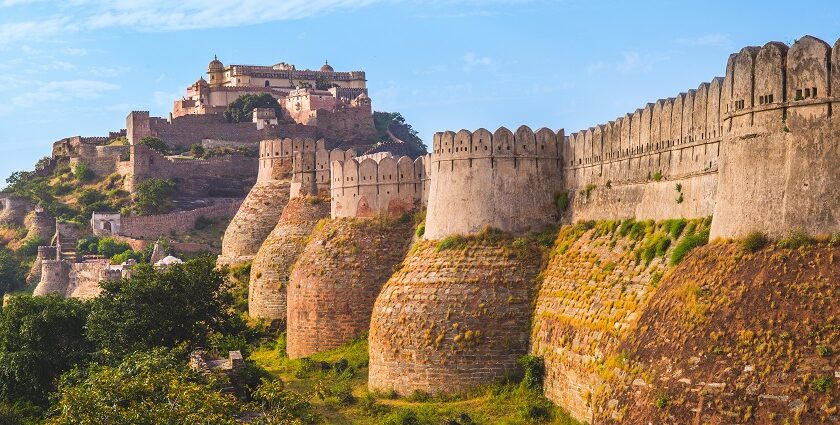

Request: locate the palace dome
(320, 61), (334, 72)
(208, 56), (224, 72)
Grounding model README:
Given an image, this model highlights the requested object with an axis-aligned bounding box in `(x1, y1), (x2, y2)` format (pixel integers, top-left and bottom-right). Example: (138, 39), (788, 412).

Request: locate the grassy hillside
(250, 334), (581, 424)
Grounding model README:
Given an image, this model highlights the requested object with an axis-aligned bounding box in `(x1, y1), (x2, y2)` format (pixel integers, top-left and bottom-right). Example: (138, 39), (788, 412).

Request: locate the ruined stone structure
(32, 222), (133, 299)
(0, 194), (33, 227)
(330, 153), (430, 218)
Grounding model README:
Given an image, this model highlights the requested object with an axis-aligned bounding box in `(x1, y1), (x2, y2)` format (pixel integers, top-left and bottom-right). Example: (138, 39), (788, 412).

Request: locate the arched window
(265, 80), (270, 87)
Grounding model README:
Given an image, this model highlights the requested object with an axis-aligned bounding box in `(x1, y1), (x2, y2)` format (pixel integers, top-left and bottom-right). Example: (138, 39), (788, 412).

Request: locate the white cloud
(1, 79), (118, 114)
(461, 52), (494, 68)
(61, 47), (88, 56)
(586, 51), (666, 75)
(40, 60), (77, 71)
(674, 34), (730, 48)
(0, 17), (77, 45)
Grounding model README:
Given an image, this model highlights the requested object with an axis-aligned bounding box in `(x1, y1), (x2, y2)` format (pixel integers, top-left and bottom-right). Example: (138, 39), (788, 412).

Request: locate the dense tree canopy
(86, 257), (235, 358)
(133, 178), (176, 215)
(0, 296), (91, 407)
(223, 93), (281, 123)
(137, 136), (169, 154)
(46, 349), (240, 425)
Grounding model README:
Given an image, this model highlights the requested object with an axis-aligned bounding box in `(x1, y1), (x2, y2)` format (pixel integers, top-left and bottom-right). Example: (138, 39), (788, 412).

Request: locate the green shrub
(654, 394), (669, 409)
(670, 230), (709, 265)
(138, 137), (169, 154)
(134, 179), (177, 215)
(554, 191), (570, 213)
(618, 218), (635, 237)
(436, 234), (468, 251)
(17, 237), (44, 257)
(652, 170), (663, 181)
(741, 231), (768, 252)
(810, 375), (833, 393)
(77, 189), (104, 206)
(73, 164), (95, 182)
(415, 223), (425, 238)
(110, 250), (143, 265)
(668, 219), (687, 239)
(96, 237), (131, 258)
(517, 355), (545, 390)
(407, 389), (431, 402)
(194, 216), (215, 230)
(816, 345), (832, 357)
(777, 232), (813, 249)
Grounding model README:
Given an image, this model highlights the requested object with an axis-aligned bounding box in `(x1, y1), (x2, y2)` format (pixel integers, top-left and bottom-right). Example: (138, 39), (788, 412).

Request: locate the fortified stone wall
(92, 200), (242, 239)
(124, 144), (258, 197)
(289, 147), (356, 198)
(329, 154), (430, 219)
(69, 144), (129, 177)
(125, 111), (314, 147)
(710, 36), (840, 238)
(248, 196), (330, 325)
(219, 137), (335, 265)
(286, 216), (415, 358)
(368, 235), (546, 394)
(0, 195), (33, 227)
(424, 126), (563, 239)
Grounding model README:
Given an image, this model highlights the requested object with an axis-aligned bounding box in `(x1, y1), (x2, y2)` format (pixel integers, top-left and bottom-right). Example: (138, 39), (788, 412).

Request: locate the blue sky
(0, 0), (838, 181)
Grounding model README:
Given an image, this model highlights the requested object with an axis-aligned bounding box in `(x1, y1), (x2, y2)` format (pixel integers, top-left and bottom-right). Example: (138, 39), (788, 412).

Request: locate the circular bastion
(218, 180), (290, 265)
(367, 234), (545, 394)
(248, 196), (330, 325)
(285, 216), (416, 359)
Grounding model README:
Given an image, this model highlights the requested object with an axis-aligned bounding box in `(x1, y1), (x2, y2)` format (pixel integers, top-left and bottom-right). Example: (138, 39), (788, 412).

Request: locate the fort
(13, 35), (840, 424)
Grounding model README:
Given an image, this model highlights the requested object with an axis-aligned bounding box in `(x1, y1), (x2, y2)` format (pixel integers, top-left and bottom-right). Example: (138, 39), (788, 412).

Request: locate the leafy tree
(314, 75), (337, 91)
(223, 93), (281, 123)
(0, 295), (91, 407)
(133, 179), (176, 215)
(73, 164), (94, 182)
(0, 248), (25, 293)
(137, 137), (169, 155)
(76, 189), (104, 206)
(110, 250), (143, 265)
(249, 379), (316, 424)
(190, 143), (205, 157)
(76, 236), (99, 255)
(372, 111), (428, 156)
(46, 349), (240, 425)
(96, 237), (131, 259)
(86, 257), (235, 358)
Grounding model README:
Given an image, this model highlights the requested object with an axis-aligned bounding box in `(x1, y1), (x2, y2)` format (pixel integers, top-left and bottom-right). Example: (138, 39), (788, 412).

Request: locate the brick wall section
(367, 237), (544, 395)
(218, 181), (290, 265)
(118, 200), (242, 239)
(248, 196), (330, 325)
(530, 219), (710, 422)
(125, 144), (258, 198)
(286, 216), (415, 359)
(126, 111), (317, 147)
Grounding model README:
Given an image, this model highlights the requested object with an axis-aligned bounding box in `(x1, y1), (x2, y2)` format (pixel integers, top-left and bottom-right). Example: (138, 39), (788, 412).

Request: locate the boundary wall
(329, 154), (430, 218)
(91, 200), (242, 239)
(424, 126), (563, 239)
(425, 35), (840, 240)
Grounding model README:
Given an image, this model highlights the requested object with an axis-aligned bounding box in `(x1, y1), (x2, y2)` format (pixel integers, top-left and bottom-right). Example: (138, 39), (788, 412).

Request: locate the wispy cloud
(0, 79), (118, 114)
(461, 52), (494, 68)
(674, 33), (731, 48)
(587, 51), (668, 75)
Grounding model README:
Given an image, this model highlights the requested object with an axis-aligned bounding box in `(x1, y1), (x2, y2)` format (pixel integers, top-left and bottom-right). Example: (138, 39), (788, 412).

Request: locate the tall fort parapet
(424, 126), (564, 239)
(219, 137), (341, 265)
(329, 153), (430, 219)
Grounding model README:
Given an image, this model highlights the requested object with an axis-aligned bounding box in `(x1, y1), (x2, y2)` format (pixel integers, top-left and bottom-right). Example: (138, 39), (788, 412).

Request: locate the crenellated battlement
(423, 35), (840, 240)
(258, 137), (326, 182)
(330, 153), (430, 218)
